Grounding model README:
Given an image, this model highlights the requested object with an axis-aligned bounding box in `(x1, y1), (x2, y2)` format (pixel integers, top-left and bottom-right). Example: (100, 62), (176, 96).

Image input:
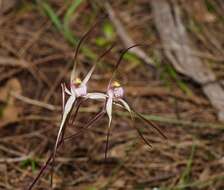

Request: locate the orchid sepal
(86, 92), (107, 100)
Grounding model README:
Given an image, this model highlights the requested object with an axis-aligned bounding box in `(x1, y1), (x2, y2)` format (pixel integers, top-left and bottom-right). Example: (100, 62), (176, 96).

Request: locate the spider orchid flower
(52, 45), (114, 183)
(89, 79), (166, 159)
(51, 68), (94, 186)
(108, 81), (166, 147)
(51, 20), (115, 185)
(106, 81), (127, 129)
(89, 44), (167, 159)
(57, 72), (93, 149)
(105, 81), (150, 158)
(56, 42), (115, 153)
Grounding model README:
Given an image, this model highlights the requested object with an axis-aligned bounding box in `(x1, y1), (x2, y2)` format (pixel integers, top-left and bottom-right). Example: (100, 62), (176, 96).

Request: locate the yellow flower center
(112, 81), (121, 88)
(74, 78), (82, 85)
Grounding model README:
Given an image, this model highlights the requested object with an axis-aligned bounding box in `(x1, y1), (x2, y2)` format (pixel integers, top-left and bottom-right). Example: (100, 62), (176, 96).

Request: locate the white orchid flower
(51, 22), (115, 185)
(87, 78), (166, 159)
(86, 44), (167, 159)
(106, 80), (167, 158)
(55, 43), (114, 153)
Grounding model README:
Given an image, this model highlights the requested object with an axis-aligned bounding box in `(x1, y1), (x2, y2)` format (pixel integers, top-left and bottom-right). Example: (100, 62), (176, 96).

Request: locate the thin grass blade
(63, 0), (84, 44)
(40, 2), (63, 31)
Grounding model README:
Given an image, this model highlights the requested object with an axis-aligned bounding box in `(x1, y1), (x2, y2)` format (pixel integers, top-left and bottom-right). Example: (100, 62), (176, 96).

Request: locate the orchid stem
(27, 109), (105, 190)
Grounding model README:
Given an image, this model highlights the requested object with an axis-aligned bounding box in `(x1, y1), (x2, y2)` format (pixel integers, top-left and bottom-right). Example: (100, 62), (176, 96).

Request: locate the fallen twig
(151, 0), (224, 121)
(10, 91), (60, 111)
(104, 2), (155, 67)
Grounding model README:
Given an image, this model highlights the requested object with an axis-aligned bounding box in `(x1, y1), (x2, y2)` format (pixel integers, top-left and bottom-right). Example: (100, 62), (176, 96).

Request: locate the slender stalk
(28, 110), (105, 190)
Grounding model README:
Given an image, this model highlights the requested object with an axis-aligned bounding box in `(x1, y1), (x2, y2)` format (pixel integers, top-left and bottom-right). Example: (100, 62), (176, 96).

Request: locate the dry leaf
(0, 78), (22, 101)
(110, 143), (128, 158)
(218, 157), (224, 165)
(52, 173), (63, 189)
(199, 168), (210, 181)
(151, 0), (224, 121)
(113, 178), (125, 188)
(0, 78), (22, 127)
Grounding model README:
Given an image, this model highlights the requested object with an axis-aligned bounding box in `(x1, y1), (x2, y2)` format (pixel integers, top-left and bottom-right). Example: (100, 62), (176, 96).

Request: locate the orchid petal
(105, 96), (113, 159)
(106, 97), (113, 126)
(134, 126), (153, 148)
(82, 44), (115, 85)
(52, 95), (76, 184)
(118, 98), (132, 115)
(86, 92), (107, 100)
(64, 85), (72, 95)
(55, 95), (76, 151)
(74, 85), (87, 97)
(81, 65), (96, 85)
(70, 21), (99, 83)
(116, 98), (166, 140)
(116, 99), (153, 148)
(113, 99), (133, 119)
(61, 84), (65, 112)
(133, 110), (167, 140)
(107, 44), (150, 89)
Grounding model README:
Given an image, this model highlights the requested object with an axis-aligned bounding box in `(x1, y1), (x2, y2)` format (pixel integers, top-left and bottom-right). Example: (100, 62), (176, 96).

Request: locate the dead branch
(151, 0), (224, 121)
(104, 2), (155, 67)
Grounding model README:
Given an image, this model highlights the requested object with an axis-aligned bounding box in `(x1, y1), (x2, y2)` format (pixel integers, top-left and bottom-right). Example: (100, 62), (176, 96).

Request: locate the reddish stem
(28, 110), (105, 190)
